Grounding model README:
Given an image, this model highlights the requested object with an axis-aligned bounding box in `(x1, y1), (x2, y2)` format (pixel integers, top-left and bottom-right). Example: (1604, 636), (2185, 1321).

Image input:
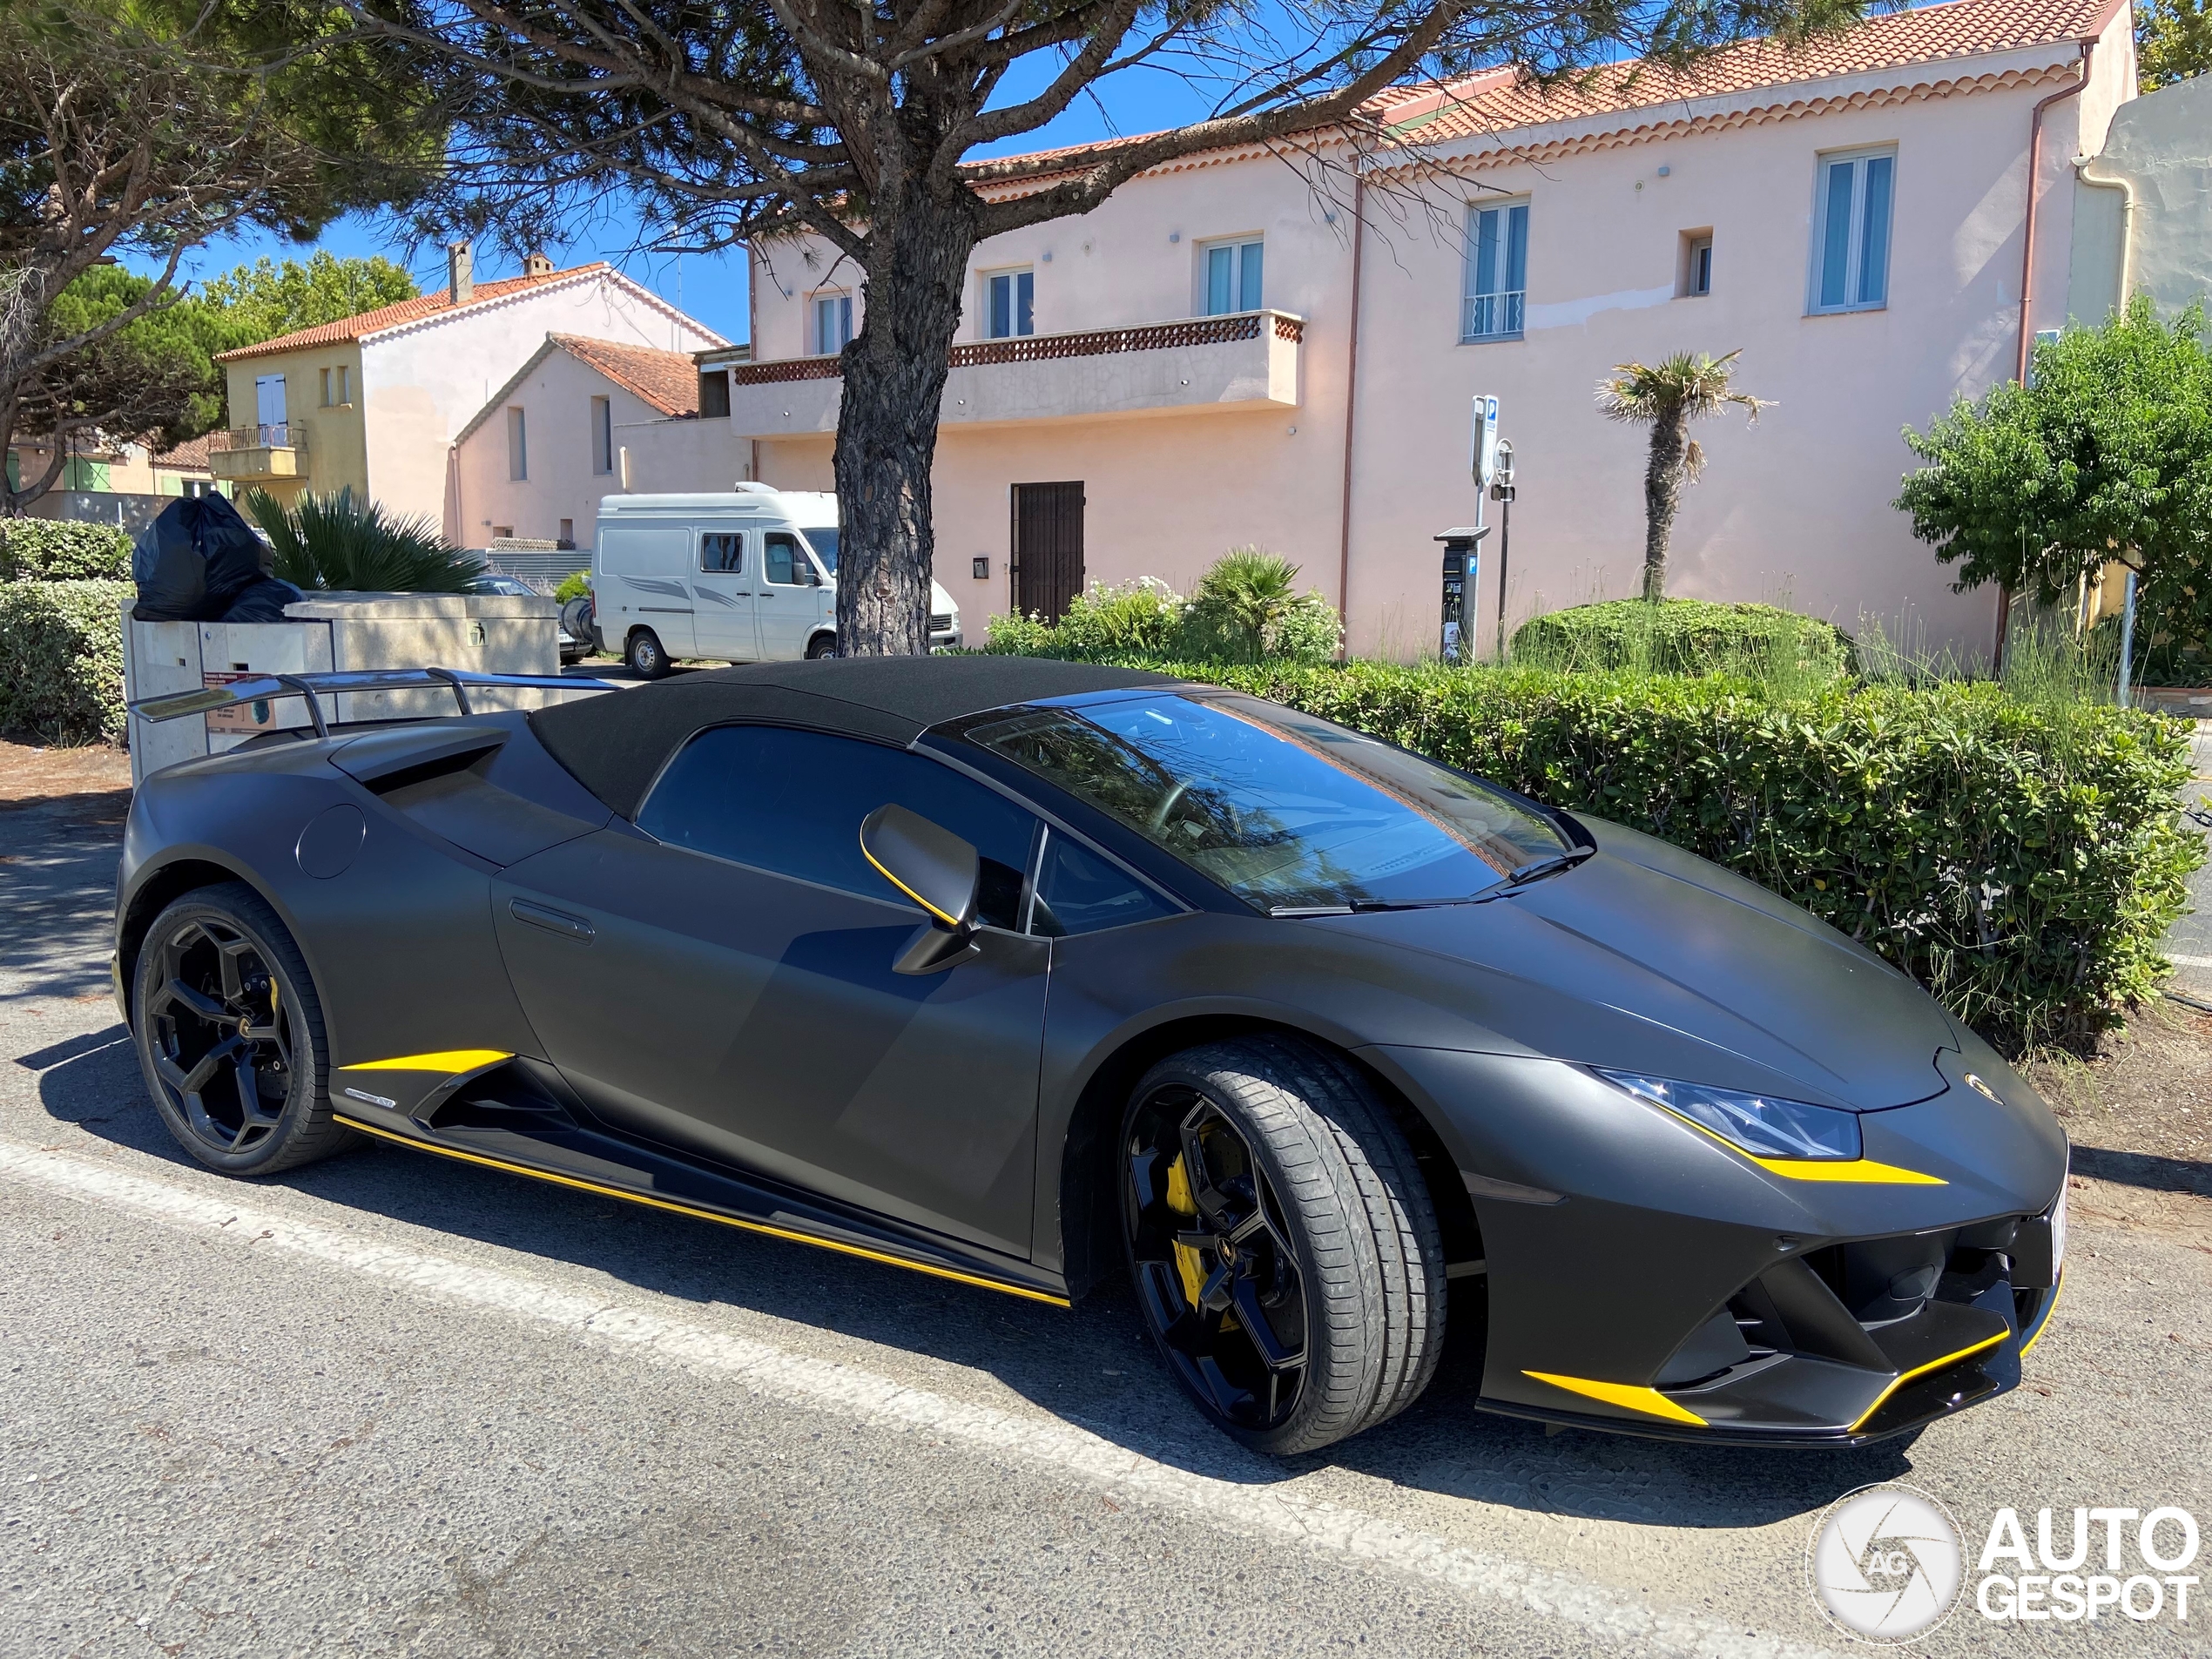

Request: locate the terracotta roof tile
(215, 264), (614, 362)
(1380, 0), (2114, 140)
(151, 433), (214, 471)
(549, 334), (701, 417)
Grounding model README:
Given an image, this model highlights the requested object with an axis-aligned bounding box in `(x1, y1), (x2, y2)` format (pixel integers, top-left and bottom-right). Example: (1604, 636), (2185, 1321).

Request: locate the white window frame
(1200, 237), (1264, 316)
(1460, 198), (1530, 343)
(1684, 234), (1713, 298)
(812, 291), (853, 355)
(981, 267), (1035, 340)
(1807, 145), (1897, 316)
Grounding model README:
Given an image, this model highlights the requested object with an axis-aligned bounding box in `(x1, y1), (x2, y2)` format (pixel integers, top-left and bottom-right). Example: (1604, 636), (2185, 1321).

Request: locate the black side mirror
(860, 803), (981, 973)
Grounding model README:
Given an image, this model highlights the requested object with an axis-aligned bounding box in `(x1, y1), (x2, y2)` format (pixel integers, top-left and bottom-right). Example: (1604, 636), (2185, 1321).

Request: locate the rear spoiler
(127, 668), (617, 738)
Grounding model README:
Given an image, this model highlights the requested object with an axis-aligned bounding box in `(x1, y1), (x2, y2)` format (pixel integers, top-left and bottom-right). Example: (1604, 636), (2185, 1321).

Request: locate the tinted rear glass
(964, 692), (1566, 911)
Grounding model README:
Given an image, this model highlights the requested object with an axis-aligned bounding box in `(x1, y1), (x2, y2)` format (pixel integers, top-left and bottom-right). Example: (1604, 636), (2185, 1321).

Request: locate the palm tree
(242, 487), (485, 592)
(1596, 351), (1770, 602)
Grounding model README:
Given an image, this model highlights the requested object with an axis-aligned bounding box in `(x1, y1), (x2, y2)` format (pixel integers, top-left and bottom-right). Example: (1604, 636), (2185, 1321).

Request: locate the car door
(490, 725), (1049, 1255)
(754, 529), (820, 659)
(690, 529), (760, 662)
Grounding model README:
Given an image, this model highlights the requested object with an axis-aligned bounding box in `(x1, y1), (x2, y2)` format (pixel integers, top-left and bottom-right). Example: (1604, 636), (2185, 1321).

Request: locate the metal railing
(726, 309), (1304, 387)
(210, 421), (307, 452)
(1461, 290), (1526, 342)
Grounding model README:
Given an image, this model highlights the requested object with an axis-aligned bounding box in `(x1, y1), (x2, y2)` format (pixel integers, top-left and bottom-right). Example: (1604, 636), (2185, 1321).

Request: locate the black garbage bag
(132, 496), (275, 622)
(218, 577), (305, 623)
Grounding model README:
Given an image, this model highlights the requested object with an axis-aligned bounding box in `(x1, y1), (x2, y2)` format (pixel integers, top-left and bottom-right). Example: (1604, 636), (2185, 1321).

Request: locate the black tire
(804, 631), (837, 660)
(132, 882), (355, 1177)
(1121, 1035), (1447, 1455)
(626, 627), (671, 678)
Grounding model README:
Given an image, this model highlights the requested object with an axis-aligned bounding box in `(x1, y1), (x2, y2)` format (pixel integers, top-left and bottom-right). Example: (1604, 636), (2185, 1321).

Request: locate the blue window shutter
(1819, 161), (1855, 308)
(988, 273), (1009, 338)
(1016, 270), (1034, 335)
(1206, 246), (1233, 315)
(1238, 242), (1264, 311)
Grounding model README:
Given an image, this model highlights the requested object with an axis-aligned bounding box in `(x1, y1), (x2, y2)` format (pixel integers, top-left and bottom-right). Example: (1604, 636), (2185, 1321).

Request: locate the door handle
(509, 898), (595, 941)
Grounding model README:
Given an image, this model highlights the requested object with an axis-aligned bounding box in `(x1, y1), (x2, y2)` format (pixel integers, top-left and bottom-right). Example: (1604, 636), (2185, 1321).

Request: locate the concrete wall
(453, 345), (747, 547)
(2067, 71), (2212, 325)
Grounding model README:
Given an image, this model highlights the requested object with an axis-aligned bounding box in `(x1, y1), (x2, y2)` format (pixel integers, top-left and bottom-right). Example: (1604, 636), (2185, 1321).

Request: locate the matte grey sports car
(115, 657), (2067, 1454)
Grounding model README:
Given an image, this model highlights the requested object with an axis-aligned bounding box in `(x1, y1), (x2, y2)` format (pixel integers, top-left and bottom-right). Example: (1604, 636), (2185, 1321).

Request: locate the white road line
(0, 1136), (1842, 1659)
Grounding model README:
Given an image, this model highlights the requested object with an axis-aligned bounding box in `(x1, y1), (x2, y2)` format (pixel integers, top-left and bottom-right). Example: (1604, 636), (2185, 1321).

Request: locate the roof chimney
(447, 239), (474, 306)
(523, 250), (553, 278)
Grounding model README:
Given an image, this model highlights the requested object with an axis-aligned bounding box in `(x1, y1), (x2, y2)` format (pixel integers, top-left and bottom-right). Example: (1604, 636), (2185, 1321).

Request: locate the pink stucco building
(719, 0), (2137, 659)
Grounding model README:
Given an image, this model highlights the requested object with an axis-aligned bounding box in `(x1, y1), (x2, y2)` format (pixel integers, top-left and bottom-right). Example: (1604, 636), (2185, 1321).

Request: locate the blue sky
(134, 54), (1228, 348)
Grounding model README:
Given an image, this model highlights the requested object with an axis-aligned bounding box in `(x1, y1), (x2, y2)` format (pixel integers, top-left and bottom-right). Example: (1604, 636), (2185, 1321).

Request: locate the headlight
(1595, 1069), (1861, 1162)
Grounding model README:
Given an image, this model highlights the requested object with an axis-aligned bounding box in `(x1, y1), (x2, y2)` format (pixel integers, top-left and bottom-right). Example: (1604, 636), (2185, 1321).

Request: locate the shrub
(1511, 598), (1852, 686)
(244, 487), (485, 592)
(554, 570), (591, 604)
(987, 555), (1343, 666)
(1004, 651), (2197, 1055)
(0, 579), (132, 743)
(0, 519), (133, 582)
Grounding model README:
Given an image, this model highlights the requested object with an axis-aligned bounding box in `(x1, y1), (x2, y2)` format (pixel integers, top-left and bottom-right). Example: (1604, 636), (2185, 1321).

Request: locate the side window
(1029, 830), (1176, 937)
(637, 726), (1040, 930)
(699, 532), (744, 573)
(764, 531), (808, 586)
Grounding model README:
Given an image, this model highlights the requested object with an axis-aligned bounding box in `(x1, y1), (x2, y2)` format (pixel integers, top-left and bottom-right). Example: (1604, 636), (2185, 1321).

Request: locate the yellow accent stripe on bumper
(2019, 1270), (2065, 1358)
(339, 1050), (514, 1074)
(1522, 1372), (1709, 1426)
(1845, 1332), (2010, 1433)
(333, 1113), (1070, 1307)
(1747, 1156), (1946, 1185)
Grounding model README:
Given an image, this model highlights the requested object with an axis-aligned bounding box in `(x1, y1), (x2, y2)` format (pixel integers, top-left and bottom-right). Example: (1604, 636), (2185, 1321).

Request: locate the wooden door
(1011, 482), (1085, 624)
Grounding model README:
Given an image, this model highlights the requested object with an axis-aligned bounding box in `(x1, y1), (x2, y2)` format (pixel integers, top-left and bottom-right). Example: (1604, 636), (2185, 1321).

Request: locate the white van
(591, 485), (961, 677)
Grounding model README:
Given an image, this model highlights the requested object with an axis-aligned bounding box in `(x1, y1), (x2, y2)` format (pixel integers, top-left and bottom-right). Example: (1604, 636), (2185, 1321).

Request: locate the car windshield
(963, 692), (1570, 911)
(799, 526), (839, 572)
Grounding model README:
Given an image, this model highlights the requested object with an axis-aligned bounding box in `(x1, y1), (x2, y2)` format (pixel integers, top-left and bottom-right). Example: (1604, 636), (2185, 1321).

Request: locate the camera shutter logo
(1807, 1484), (1966, 1642)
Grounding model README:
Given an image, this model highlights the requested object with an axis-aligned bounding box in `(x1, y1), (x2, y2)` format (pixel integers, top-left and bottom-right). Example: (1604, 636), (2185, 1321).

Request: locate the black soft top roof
(529, 655), (1181, 819)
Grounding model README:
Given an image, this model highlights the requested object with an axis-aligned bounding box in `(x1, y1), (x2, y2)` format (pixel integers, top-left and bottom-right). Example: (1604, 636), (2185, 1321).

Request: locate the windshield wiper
(1499, 845), (1597, 888)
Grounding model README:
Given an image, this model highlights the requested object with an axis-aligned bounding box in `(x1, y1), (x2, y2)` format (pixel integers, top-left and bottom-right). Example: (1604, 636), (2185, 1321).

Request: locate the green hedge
(1116, 658), (2200, 1055)
(0, 580), (132, 744)
(1510, 599), (1853, 685)
(0, 519), (133, 582)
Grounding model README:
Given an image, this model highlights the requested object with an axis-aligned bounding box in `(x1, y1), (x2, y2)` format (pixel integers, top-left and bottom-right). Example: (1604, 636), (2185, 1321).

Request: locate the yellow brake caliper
(1164, 1153), (1208, 1312)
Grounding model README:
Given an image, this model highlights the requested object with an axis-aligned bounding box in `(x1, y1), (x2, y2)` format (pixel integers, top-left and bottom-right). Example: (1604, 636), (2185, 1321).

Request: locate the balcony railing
(1461, 290), (1526, 342)
(211, 422), (307, 452)
(728, 310), (1305, 387)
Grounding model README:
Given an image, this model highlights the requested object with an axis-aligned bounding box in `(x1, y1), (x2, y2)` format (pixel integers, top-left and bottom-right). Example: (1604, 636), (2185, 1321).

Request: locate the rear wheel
(132, 882), (354, 1176)
(1122, 1035), (1446, 1454)
(626, 628), (670, 678)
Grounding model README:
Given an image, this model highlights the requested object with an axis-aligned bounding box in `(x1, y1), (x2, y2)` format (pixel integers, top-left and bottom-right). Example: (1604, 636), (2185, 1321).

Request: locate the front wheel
(804, 631), (837, 660)
(1122, 1036), (1447, 1455)
(132, 882), (354, 1176)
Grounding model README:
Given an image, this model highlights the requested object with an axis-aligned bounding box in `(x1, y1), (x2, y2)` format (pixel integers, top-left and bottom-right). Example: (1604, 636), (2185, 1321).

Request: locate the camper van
(591, 487), (961, 677)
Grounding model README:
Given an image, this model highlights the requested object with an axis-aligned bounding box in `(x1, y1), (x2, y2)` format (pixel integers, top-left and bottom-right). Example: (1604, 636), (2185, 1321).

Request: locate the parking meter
(1436, 525), (1489, 664)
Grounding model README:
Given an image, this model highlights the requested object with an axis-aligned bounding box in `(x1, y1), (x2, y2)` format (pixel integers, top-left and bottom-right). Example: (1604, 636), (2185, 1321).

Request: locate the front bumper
(1365, 1045), (2068, 1447)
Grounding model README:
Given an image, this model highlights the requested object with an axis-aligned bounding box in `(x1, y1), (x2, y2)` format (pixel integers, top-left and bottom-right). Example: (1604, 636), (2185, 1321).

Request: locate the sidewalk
(2162, 730), (2212, 1000)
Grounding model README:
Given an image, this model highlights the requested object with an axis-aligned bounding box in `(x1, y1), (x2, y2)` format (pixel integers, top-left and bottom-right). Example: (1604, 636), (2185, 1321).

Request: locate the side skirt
(332, 1105), (1070, 1308)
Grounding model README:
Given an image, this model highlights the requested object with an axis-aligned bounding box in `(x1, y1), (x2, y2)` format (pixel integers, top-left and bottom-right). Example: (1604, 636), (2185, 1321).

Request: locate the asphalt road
(3, 786), (2209, 1658)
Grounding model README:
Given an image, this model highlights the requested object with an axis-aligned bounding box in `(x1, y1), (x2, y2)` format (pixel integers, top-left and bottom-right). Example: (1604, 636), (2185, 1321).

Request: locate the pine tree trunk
(1641, 408), (1688, 603)
(830, 182), (979, 658)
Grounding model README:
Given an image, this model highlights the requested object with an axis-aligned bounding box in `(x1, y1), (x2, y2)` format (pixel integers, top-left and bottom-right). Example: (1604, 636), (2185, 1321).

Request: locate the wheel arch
(1051, 1012), (1481, 1301)
(119, 853), (293, 1011)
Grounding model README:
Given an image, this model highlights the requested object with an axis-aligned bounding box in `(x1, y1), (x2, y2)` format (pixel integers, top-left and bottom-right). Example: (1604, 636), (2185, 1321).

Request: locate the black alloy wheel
(133, 884), (352, 1176)
(1126, 1087), (1310, 1433)
(1121, 1037), (1447, 1455)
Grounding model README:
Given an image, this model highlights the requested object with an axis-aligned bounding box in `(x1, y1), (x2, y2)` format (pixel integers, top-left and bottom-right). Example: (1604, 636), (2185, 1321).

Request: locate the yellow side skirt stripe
(340, 1050), (515, 1074)
(333, 1112), (1069, 1307)
(1845, 1332), (2009, 1433)
(1522, 1372), (1710, 1426)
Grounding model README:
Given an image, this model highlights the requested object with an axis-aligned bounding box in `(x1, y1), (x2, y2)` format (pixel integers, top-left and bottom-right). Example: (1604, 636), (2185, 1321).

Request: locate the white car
(591, 486), (961, 677)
